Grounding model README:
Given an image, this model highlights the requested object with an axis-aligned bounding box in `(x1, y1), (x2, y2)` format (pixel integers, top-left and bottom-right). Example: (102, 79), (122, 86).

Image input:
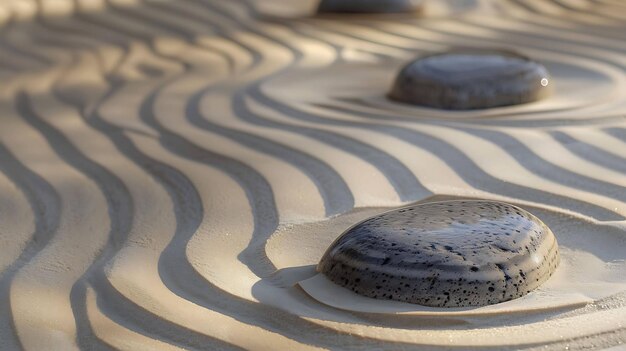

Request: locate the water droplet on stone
(317, 200), (560, 307)
(388, 49), (552, 110)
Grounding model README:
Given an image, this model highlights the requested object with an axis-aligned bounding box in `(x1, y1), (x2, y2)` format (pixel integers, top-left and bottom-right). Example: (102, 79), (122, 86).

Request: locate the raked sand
(0, 0), (625, 350)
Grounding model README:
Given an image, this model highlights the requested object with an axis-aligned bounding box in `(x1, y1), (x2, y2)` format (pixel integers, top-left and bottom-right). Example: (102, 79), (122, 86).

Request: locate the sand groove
(0, 0), (625, 350)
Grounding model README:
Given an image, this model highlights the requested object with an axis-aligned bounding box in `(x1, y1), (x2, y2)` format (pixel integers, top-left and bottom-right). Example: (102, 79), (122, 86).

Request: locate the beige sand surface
(0, 0), (625, 350)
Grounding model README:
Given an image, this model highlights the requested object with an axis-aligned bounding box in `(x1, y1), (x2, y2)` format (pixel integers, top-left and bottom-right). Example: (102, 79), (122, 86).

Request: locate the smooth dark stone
(317, 201), (560, 307)
(388, 50), (551, 110)
(317, 0), (424, 13)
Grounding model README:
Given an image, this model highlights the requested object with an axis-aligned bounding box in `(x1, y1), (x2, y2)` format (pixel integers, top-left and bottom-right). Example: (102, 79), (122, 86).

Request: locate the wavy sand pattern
(0, 0), (625, 350)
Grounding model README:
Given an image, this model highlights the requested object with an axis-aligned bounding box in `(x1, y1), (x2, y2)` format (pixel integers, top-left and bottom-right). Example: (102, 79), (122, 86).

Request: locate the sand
(0, 0), (624, 350)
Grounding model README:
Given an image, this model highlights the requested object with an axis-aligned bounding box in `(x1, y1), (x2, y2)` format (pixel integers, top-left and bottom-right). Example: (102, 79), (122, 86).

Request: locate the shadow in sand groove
(0, 144), (61, 350)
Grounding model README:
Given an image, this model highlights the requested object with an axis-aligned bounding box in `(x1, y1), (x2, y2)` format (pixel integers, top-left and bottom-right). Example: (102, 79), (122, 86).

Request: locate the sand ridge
(0, 0), (625, 350)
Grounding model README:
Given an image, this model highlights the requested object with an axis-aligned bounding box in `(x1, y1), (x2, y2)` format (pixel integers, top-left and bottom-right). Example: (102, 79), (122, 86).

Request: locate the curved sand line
(0, 0), (625, 350)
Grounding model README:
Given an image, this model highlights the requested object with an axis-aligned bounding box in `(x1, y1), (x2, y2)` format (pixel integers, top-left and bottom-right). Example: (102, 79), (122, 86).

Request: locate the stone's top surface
(317, 201), (560, 307)
(419, 53), (538, 82)
(317, 0), (424, 13)
(320, 201), (550, 274)
(388, 50), (551, 109)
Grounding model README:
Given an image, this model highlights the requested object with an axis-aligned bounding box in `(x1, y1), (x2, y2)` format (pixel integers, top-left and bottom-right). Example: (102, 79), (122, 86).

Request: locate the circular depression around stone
(317, 201), (560, 307)
(388, 50), (551, 110)
(317, 0), (424, 13)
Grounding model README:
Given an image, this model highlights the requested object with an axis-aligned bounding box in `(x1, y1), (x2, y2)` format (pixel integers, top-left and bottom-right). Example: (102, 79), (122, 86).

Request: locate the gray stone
(388, 50), (551, 110)
(317, 201), (560, 307)
(317, 0), (424, 13)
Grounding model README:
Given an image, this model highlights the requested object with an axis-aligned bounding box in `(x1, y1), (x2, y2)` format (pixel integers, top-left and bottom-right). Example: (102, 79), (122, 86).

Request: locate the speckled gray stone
(317, 201), (560, 307)
(317, 0), (424, 13)
(388, 50), (551, 110)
